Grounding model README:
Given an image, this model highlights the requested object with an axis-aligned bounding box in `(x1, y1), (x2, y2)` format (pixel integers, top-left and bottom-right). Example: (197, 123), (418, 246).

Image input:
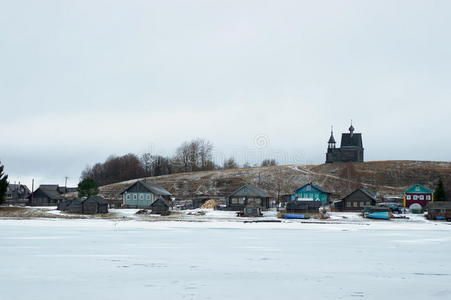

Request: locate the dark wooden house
(28, 185), (64, 206)
(5, 184), (31, 204)
(326, 123), (364, 163)
(150, 198), (171, 215)
(227, 184), (272, 211)
(82, 196), (109, 214)
(336, 188), (377, 211)
(426, 202), (451, 221)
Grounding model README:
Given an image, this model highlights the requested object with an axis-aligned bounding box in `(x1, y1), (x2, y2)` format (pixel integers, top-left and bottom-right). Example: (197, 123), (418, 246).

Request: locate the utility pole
(31, 178), (34, 204)
(64, 177), (69, 193)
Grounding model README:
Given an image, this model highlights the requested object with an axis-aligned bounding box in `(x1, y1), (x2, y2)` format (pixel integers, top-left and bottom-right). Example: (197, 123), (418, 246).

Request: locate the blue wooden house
(291, 183), (331, 204)
(120, 181), (172, 208)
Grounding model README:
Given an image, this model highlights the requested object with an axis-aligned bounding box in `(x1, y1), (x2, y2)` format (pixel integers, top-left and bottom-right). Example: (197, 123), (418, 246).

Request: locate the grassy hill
(99, 160), (451, 201)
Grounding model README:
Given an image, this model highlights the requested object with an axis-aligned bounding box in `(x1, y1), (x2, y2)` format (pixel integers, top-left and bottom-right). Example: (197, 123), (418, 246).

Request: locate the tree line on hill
(80, 139), (278, 186)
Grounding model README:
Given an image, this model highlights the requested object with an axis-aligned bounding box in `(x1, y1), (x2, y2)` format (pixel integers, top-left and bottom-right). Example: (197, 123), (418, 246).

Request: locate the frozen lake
(1, 218), (451, 300)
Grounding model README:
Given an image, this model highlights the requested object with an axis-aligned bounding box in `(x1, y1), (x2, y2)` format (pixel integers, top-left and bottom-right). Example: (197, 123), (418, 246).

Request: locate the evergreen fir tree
(0, 162), (9, 205)
(78, 178), (99, 198)
(434, 178), (446, 201)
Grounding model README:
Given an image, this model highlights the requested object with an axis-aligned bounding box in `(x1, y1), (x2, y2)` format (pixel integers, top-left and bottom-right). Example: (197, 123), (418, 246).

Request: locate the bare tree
(261, 159), (277, 167)
(223, 157), (238, 169)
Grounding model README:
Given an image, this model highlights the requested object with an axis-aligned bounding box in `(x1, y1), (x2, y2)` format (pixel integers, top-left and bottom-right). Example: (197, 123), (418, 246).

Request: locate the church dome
(328, 134), (336, 144)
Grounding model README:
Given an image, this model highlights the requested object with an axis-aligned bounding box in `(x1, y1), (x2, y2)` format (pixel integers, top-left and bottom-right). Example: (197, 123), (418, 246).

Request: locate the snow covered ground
(1, 217), (451, 300)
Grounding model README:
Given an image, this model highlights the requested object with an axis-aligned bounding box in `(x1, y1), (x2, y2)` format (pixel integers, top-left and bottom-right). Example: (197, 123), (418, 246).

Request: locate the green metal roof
(403, 184), (433, 194)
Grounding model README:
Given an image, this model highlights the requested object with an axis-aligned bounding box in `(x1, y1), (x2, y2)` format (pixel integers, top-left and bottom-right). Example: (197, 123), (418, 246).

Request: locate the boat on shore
(366, 211), (391, 220)
(281, 214), (310, 219)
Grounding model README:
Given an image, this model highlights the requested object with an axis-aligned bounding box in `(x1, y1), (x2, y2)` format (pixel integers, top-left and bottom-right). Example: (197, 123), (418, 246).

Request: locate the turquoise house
(291, 183), (331, 204)
(121, 181), (172, 208)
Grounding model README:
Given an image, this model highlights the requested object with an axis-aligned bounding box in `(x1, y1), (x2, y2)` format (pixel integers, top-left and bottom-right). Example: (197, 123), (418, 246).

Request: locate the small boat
(282, 214), (309, 219)
(367, 211), (390, 220)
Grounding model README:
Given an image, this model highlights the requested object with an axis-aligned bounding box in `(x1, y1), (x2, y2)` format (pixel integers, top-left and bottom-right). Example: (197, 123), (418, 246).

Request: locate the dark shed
(150, 198), (171, 216)
(286, 201), (322, 213)
(82, 196), (109, 214)
(426, 202), (451, 221)
(57, 199), (74, 211)
(66, 199), (83, 214)
(227, 184), (272, 211)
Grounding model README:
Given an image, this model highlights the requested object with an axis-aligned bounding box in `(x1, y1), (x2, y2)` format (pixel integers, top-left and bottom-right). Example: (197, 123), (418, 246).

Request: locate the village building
(5, 183), (31, 204)
(57, 198), (73, 211)
(285, 201), (322, 214)
(150, 197), (171, 215)
(82, 196), (109, 214)
(120, 181), (172, 208)
(291, 183), (330, 205)
(403, 184), (433, 208)
(326, 123), (364, 163)
(59, 196), (109, 214)
(28, 185), (64, 206)
(227, 184), (272, 211)
(27, 184), (78, 206)
(335, 188), (377, 211)
(66, 198), (83, 213)
(426, 202), (451, 221)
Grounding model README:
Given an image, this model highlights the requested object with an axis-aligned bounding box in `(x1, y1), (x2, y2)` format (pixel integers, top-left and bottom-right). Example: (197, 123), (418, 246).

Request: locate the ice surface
(1, 218), (450, 300)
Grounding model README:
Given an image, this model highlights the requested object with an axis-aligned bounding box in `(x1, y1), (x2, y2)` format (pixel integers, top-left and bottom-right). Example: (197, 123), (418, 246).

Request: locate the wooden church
(326, 123), (364, 163)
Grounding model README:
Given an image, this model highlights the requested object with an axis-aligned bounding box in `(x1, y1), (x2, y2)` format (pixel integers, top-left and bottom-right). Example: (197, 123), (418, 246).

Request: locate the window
(346, 202), (351, 207)
(139, 194), (144, 200)
(133, 194), (137, 200)
(413, 195), (418, 200)
(419, 195), (424, 200)
(232, 198), (238, 204)
(426, 195), (431, 200)
(255, 199), (262, 205)
(353, 202), (358, 207)
(146, 194), (151, 200)
(406, 195), (411, 200)
(238, 198), (245, 204)
(126, 194), (131, 200)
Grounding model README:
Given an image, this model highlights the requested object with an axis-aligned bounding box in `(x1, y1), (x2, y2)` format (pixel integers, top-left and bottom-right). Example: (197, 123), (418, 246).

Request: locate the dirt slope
(99, 160), (451, 200)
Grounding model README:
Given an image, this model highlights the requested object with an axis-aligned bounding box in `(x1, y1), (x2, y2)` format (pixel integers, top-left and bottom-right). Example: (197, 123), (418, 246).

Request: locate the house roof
(120, 181), (172, 196)
(40, 184), (59, 190)
(404, 184), (433, 194)
(7, 184), (31, 193)
(343, 188), (377, 201)
(35, 185), (63, 200)
(83, 195), (108, 205)
(294, 183), (331, 195)
(228, 184), (272, 198)
(150, 197), (171, 207)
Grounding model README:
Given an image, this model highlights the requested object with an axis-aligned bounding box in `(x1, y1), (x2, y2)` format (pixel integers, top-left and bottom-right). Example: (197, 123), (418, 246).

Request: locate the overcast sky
(1, 0), (450, 187)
